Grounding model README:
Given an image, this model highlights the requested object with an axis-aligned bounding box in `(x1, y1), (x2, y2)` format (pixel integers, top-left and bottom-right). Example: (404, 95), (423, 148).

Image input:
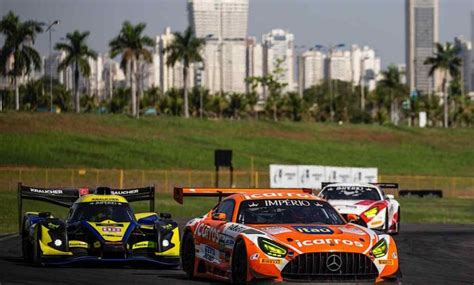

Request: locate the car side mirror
(160, 213), (172, 219)
(386, 194), (395, 200)
(212, 212), (226, 221)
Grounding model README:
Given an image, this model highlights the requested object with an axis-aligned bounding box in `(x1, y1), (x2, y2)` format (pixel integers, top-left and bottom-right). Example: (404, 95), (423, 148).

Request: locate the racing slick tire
(394, 207), (401, 235)
(384, 209), (390, 234)
(181, 232), (196, 278)
(32, 227), (42, 266)
(21, 218), (32, 261)
(232, 239), (248, 284)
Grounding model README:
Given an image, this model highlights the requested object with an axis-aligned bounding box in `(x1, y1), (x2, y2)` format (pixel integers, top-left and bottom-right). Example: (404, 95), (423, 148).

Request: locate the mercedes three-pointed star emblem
(326, 254), (342, 272)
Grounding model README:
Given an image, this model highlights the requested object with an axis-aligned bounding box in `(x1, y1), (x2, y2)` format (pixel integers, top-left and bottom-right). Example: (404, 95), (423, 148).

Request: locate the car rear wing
(173, 187), (313, 204)
(17, 183), (86, 233)
(107, 186), (155, 212)
(320, 182), (399, 189)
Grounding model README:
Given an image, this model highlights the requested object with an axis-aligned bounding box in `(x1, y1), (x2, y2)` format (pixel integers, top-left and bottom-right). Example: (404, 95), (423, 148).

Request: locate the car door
(195, 199), (235, 267)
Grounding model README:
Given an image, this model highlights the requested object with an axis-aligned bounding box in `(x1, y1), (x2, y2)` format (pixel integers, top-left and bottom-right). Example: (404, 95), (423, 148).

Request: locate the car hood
(326, 199), (378, 215)
(85, 220), (132, 242)
(251, 223), (377, 254)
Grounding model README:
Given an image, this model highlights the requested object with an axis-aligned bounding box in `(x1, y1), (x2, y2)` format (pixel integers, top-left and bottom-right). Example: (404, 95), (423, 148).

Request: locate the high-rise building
(406, 0), (439, 94)
(262, 29), (295, 92)
(158, 27), (195, 93)
(328, 50), (352, 82)
(44, 51), (73, 90)
(351, 45), (381, 91)
(454, 36), (471, 94)
(246, 36), (264, 94)
(188, 0), (249, 93)
(188, 0), (248, 40)
(302, 50), (325, 90)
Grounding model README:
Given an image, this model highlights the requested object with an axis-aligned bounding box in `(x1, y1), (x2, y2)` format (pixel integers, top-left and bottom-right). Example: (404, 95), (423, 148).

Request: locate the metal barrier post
(119, 169), (124, 189)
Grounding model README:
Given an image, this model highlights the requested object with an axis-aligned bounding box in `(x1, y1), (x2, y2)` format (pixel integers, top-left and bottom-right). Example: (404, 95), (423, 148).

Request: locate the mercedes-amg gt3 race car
(318, 183), (400, 234)
(18, 183), (180, 266)
(174, 187), (401, 283)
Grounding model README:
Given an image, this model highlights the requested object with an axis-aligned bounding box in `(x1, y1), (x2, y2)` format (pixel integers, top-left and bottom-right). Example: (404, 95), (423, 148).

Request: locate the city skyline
(0, 0), (472, 68)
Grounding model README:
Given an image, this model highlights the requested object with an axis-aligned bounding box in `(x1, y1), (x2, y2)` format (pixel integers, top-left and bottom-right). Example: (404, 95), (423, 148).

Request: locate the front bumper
(39, 255), (180, 267)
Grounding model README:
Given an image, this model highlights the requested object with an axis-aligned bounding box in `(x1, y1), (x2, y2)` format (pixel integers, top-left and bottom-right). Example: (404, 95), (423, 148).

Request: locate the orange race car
(174, 187), (401, 284)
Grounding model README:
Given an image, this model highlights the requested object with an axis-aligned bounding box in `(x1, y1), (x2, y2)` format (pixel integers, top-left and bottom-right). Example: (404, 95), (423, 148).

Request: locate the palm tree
(164, 27), (205, 118)
(379, 65), (405, 125)
(109, 21), (153, 118)
(55, 30), (97, 113)
(424, 42), (462, 128)
(0, 11), (43, 110)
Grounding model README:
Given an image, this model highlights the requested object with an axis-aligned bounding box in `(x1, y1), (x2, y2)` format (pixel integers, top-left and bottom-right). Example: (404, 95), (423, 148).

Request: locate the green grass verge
(0, 113), (473, 176)
(399, 197), (474, 224)
(1, 190), (472, 234)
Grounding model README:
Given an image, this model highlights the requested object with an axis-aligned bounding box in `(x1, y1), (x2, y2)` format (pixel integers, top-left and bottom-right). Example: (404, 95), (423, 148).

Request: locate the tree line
(0, 11), (472, 127)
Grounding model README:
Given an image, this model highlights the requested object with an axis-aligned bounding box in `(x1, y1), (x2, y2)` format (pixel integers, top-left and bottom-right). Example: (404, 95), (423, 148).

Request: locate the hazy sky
(1, 0), (473, 67)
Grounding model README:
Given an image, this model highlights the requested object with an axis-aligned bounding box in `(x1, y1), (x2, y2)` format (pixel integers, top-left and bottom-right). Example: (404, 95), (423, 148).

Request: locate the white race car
(318, 183), (400, 234)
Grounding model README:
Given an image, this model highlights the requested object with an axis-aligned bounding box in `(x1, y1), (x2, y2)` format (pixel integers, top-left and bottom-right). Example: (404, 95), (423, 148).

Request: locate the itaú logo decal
(295, 238), (364, 248)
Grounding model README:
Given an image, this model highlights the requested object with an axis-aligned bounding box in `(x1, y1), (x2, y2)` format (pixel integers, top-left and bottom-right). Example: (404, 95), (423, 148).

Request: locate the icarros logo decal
(293, 226), (334, 234)
(295, 238), (364, 248)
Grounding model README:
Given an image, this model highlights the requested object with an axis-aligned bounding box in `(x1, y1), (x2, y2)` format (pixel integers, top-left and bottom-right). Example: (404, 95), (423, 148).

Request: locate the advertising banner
(269, 165), (378, 188)
(269, 165), (299, 188)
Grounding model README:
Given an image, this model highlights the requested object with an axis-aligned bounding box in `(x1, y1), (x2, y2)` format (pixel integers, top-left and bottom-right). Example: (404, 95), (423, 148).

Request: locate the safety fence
(0, 167), (473, 197)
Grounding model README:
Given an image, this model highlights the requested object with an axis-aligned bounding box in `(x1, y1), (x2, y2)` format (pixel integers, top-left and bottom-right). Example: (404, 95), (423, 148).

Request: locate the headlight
(162, 239), (170, 247)
(364, 207), (379, 218)
(54, 239), (62, 247)
(258, 237), (287, 258)
(371, 238), (387, 258)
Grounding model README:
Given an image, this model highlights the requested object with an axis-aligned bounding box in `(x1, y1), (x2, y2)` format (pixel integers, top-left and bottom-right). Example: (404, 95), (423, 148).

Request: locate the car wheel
(232, 239), (248, 284)
(21, 233), (32, 261)
(32, 227), (42, 265)
(181, 232), (196, 278)
(396, 207), (401, 234)
(21, 219), (32, 261)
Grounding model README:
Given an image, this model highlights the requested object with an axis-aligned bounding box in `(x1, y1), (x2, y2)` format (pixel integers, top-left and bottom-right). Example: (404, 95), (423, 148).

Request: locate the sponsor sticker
(295, 238), (364, 248)
(226, 224), (247, 233)
(293, 226), (334, 235)
(102, 227), (121, 233)
(111, 189), (139, 195)
(242, 193), (312, 200)
(378, 259), (394, 265)
(260, 258), (283, 265)
(339, 227), (366, 235)
(30, 188), (63, 195)
(371, 220), (384, 226)
(264, 199), (311, 207)
(47, 222), (60, 229)
(196, 223), (220, 243)
(261, 226), (292, 235)
(203, 245), (218, 262)
(250, 253), (260, 260)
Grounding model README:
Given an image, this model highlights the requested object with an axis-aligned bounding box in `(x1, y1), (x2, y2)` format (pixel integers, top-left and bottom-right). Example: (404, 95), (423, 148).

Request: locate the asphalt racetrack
(0, 224), (473, 285)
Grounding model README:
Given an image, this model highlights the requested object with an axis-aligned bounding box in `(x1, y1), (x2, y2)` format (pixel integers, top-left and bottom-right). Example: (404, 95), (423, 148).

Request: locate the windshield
(320, 186), (381, 201)
(236, 199), (344, 225)
(69, 202), (135, 222)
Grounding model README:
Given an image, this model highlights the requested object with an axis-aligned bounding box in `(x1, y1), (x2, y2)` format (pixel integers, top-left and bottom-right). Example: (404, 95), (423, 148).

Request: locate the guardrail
(0, 167), (472, 197)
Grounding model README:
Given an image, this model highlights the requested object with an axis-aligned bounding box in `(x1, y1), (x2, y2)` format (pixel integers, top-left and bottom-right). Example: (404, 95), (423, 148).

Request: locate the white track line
(0, 234), (18, 242)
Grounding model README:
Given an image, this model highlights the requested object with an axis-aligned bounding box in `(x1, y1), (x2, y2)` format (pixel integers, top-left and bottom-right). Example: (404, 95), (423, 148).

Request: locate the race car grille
(282, 252), (378, 281)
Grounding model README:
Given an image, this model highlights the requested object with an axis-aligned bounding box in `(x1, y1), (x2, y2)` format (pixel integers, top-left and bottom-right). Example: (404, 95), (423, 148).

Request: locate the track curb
(0, 233), (18, 242)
